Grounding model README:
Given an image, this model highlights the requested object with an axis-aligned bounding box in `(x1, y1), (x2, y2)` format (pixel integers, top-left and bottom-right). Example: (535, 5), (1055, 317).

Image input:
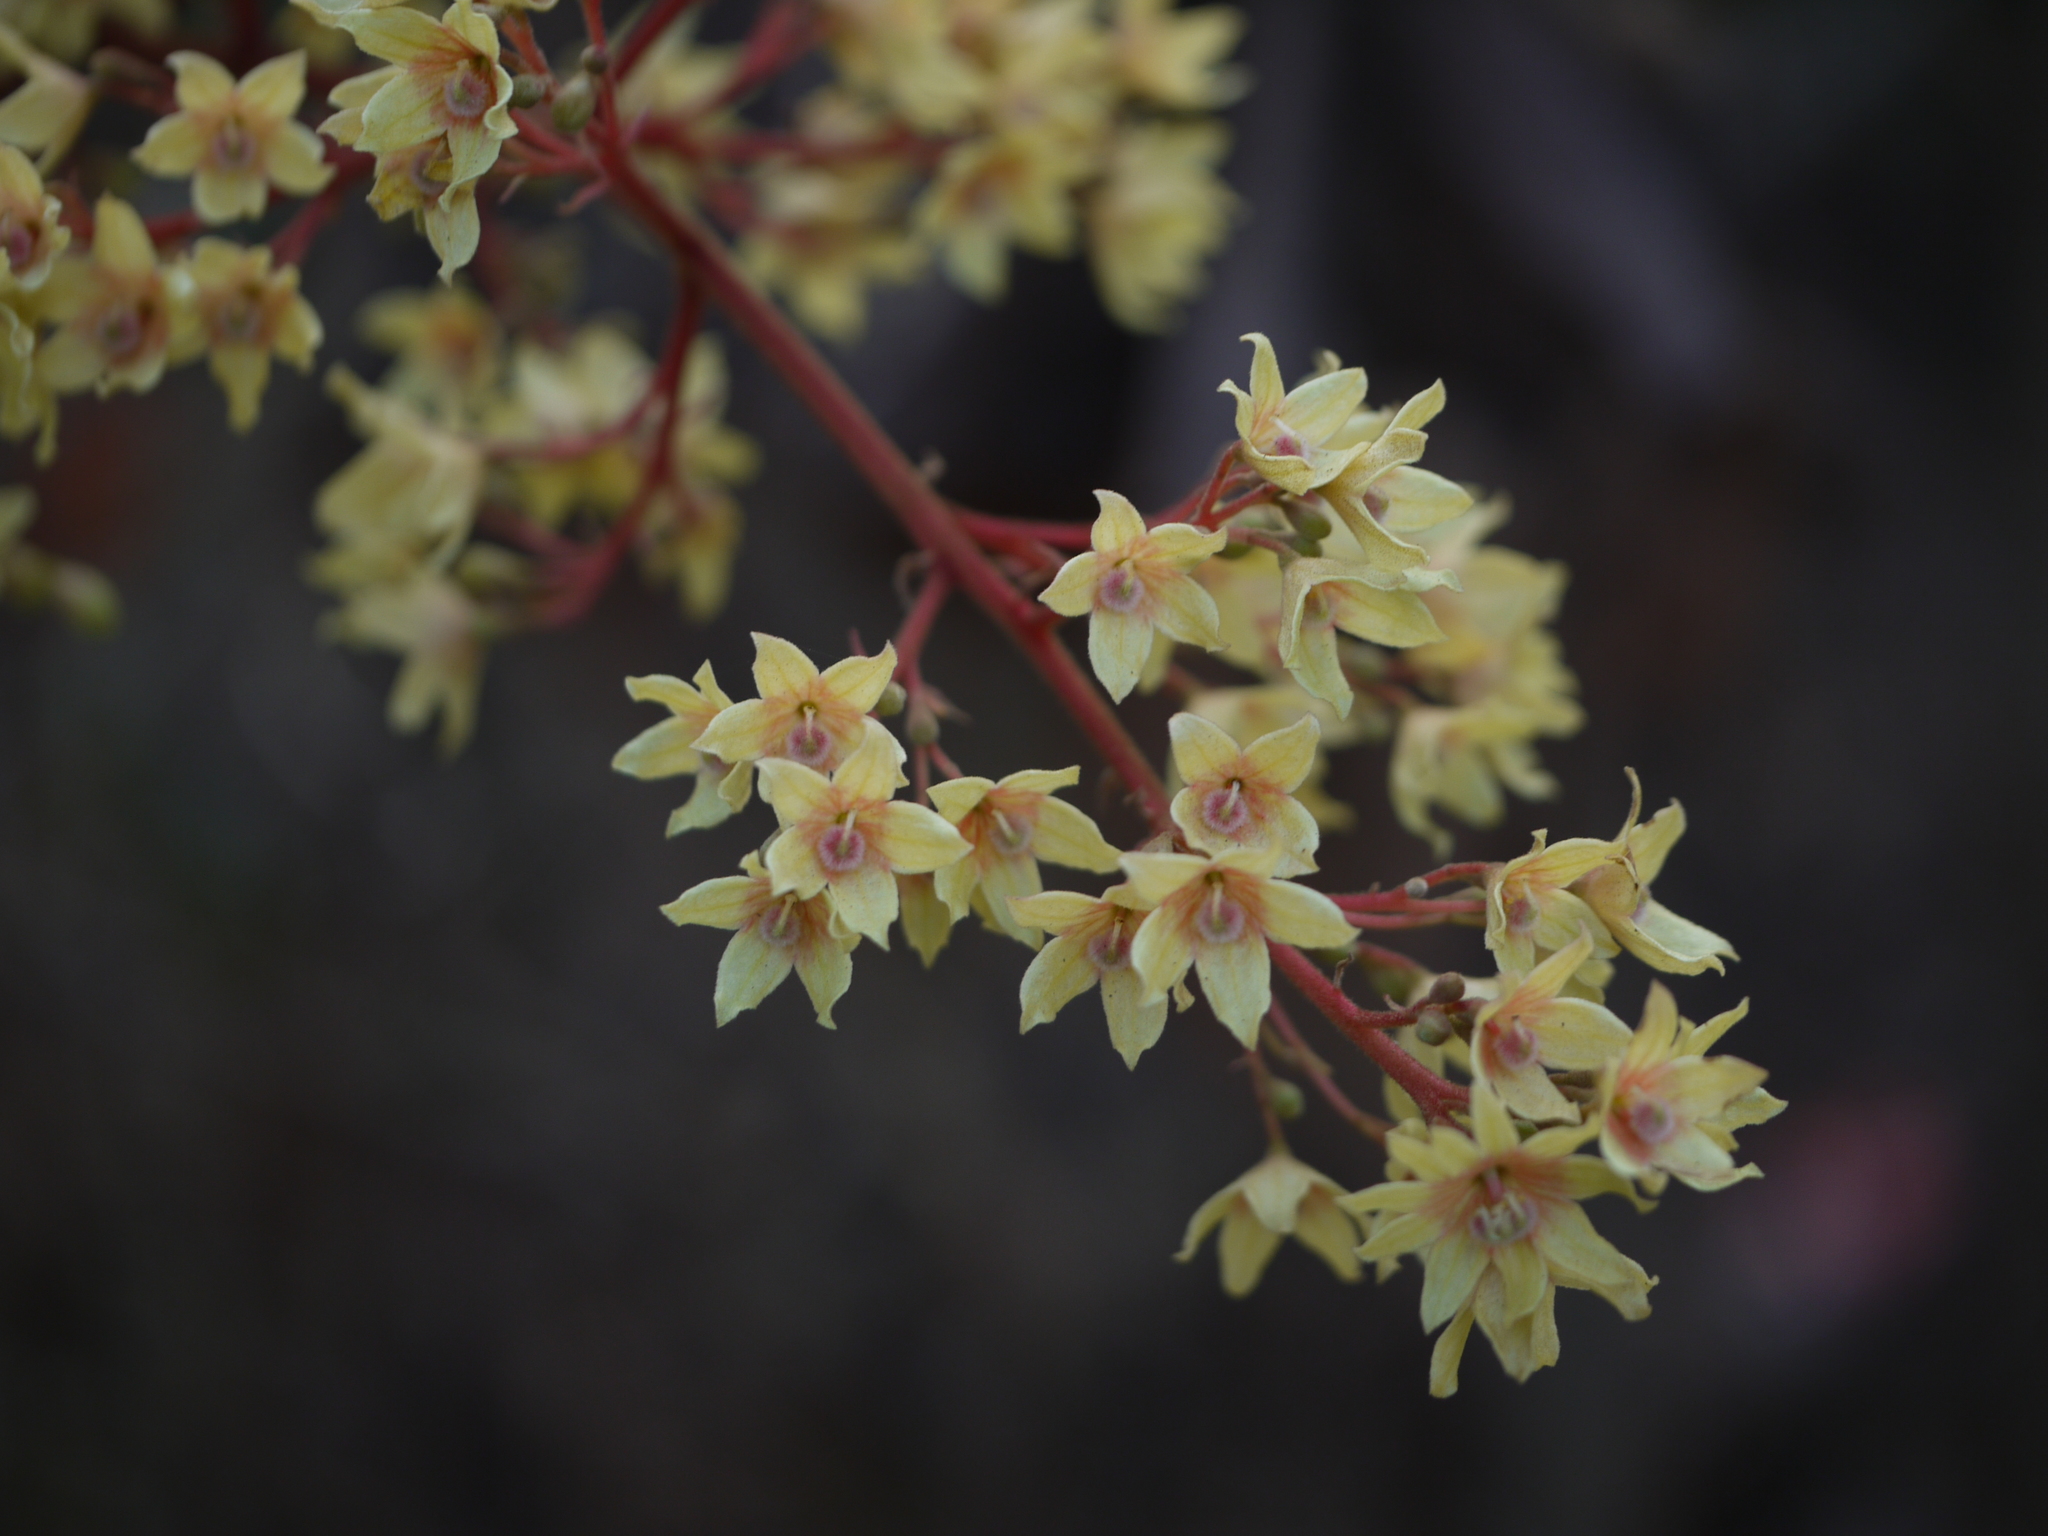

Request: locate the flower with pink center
(1341, 1082), (1654, 1396)
(172, 239), (324, 432)
(1597, 983), (1782, 1194)
(132, 50), (334, 225)
(1167, 710), (1322, 875)
(0, 144), (66, 293)
(661, 852), (859, 1027)
(692, 633), (902, 807)
(1038, 489), (1226, 701)
(35, 196), (194, 399)
(1470, 930), (1631, 1123)
(1217, 332), (1373, 495)
(611, 660), (755, 835)
(757, 726), (970, 947)
(1119, 846), (1357, 1046)
(927, 766), (1123, 947)
(1011, 885), (1170, 1068)
(337, 2), (514, 187)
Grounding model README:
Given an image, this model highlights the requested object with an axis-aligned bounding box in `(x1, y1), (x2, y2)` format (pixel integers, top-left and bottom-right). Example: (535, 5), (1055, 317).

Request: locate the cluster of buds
(0, 2), (1780, 1399)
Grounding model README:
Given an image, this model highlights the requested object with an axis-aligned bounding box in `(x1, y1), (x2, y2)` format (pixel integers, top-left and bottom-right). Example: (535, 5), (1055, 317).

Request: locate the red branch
(1269, 943), (1469, 1124)
(1262, 1001), (1389, 1145)
(615, 0), (710, 82)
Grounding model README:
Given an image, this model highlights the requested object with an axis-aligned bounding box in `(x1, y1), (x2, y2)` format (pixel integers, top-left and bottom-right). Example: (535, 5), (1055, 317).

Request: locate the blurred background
(3, 0), (2043, 1529)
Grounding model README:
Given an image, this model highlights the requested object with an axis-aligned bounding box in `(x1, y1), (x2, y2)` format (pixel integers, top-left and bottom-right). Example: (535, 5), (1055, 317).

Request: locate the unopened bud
(873, 681), (908, 717)
(1287, 504), (1332, 542)
(551, 74), (595, 132)
(1267, 1078), (1306, 1121)
(1427, 971), (1466, 1005)
(580, 44), (610, 75)
(1403, 876), (1430, 899)
(906, 698), (941, 746)
(1414, 1006), (1453, 1046)
(509, 72), (549, 109)
(1290, 535), (1322, 557)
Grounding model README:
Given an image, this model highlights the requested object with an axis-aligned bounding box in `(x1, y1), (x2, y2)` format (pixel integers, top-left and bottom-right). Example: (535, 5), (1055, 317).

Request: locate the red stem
(1269, 943), (1469, 1124)
(1262, 1001), (1389, 1145)
(893, 565), (951, 678)
(615, 0), (709, 82)
(595, 141), (1175, 833)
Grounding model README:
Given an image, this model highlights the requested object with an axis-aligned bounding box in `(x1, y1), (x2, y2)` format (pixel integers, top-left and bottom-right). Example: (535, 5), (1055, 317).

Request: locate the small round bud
(873, 681), (908, 717)
(906, 699), (941, 746)
(1288, 504), (1332, 542)
(1290, 535), (1322, 557)
(1414, 1006), (1453, 1046)
(1427, 971), (1466, 1005)
(509, 72), (549, 109)
(1214, 538), (1256, 560)
(1403, 876), (1430, 899)
(551, 74), (595, 132)
(580, 44), (610, 76)
(1267, 1078), (1306, 1121)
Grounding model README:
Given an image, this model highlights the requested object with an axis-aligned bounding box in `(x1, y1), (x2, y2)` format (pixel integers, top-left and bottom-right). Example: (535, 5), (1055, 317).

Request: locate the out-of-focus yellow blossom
(927, 765), (1122, 946)
(1085, 118), (1234, 332)
(897, 870), (956, 967)
(1470, 931), (1630, 1124)
(356, 280), (503, 419)
(916, 127), (1091, 302)
(1110, 0), (1247, 109)
(1571, 775), (1738, 977)
(1342, 1082), (1653, 1396)
(692, 633), (902, 799)
(0, 483), (120, 632)
(0, 298), (46, 455)
(172, 240), (322, 432)
(756, 726), (971, 947)
(739, 158), (927, 342)
(1391, 701), (1565, 859)
(290, 0), (421, 20)
(36, 196), (195, 399)
(310, 366), (484, 586)
(661, 851), (860, 1027)
(133, 51), (333, 225)
(0, 22), (93, 170)
(1168, 710), (1321, 875)
(491, 323), (652, 526)
(0, 141), (64, 291)
(818, 0), (988, 132)
(323, 566), (489, 754)
(1039, 489), (1226, 701)
(0, 0), (170, 61)
(1177, 1150), (1361, 1297)
(1598, 984), (1782, 1194)
(1011, 884), (1171, 1067)
(638, 334), (758, 622)
(1277, 554), (1446, 715)
(611, 662), (755, 835)
(618, 16), (739, 204)
(1121, 845), (1355, 1045)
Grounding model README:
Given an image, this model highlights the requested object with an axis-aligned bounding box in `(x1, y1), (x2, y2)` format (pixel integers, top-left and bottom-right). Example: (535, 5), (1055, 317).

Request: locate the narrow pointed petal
(1019, 935), (1098, 1029)
(749, 631), (819, 697)
(869, 801), (972, 874)
(1148, 573), (1223, 650)
(1255, 879), (1357, 949)
(1217, 1209), (1284, 1297)
(659, 874), (758, 930)
(1193, 934), (1271, 1045)
(826, 862), (898, 947)
(1420, 1233), (1488, 1331)
(1089, 488), (1146, 552)
(712, 929), (794, 1024)
(1100, 968), (1168, 1067)
(1168, 711), (1244, 783)
(793, 940), (854, 1027)
(818, 642), (898, 712)
(1029, 796), (1123, 872)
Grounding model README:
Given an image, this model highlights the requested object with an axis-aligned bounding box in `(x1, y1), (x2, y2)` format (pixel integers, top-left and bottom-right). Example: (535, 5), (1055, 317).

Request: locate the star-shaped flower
(35, 195), (194, 399)
(1570, 775), (1738, 977)
(1470, 931), (1631, 1124)
(661, 852), (858, 1028)
(133, 50), (333, 224)
(611, 661), (755, 835)
(692, 633), (901, 805)
(1010, 885), (1166, 1067)
(927, 766), (1123, 947)
(1176, 1150), (1362, 1297)
(1217, 332), (1369, 495)
(173, 239), (323, 431)
(1276, 554), (1447, 714)
(1120, 846), (1357, 1045)
(757, 726), (970, 947)
(1039, 488), (1226, 701)
(1167, 710), (1323, 875)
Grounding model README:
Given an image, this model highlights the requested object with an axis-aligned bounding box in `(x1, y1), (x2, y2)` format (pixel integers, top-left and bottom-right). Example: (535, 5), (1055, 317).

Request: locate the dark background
(3, 0), (2041, 1529)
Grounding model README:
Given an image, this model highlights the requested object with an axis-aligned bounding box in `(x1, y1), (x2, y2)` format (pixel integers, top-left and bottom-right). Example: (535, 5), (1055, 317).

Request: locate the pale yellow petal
(1149, 572), (1223, 650)
(1038, 550), (1102, 616)
(1019, 934), (1098, 1029)
(1029, 796), (1122, 872)
(869, 800), (972, 874)
(1192, 933), (1270, 1045)
(1217, 1207), (1284, 1297)
(659, 873), (759, 931)
(1087, 606), (1154, 702)
(1254, 879), (1356, 950)
(1100, 968), (1167, 1067)
(793, 939), (854, 1028)
(1419, 1232), (1488, 1331)
(1089, 487), (1146, 552)
(818, 641), (898, 713)
(826, 862), (897, 947)
(712, 928), (795, 1024)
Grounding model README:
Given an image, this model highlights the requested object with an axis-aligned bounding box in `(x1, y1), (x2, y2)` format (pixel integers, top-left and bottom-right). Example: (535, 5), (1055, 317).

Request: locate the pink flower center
(443, 61), (495, 122)
(1485, 1015), (1538, 1071)
(1200, 779), (1252, 837)
(783, 706), (831, 766)
(1085, 925), (1130, 971)
(403, 145), (448, 200)
(0, 214), (34, 275)
(1469, 1187), (1538, 1247)
(215, 289), (265, 344)
(1095, 563), (1146, 614)
(816, 815), (867, 874)
(95, 302), (146, 363)
(1270, 430), (1302, 457)
(1194, 883), (1247, 945)
(988, 808), (1032, 854)
(211, 117), (257, 172)
(1626, 1093), (1677, 1147)
(759, 897), (804, 949)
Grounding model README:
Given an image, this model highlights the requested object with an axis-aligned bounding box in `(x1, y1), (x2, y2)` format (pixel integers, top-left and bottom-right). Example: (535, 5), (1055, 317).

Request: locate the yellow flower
(1085, 118), (1235, 332)
(1120, 846), (1356, 1045)
(818, 0), (988, 132)
(322, 567), (487, 755)
(1176, 1150), (1362, 1297)
(336, 2), (513, 186)
(310, 366), (484, 586)
(1597, 984), (1783, 1194)
(132, 51), (334, 225)
(0, 141), (66, 292)
(1470, 931), (1631, 1123)
(757, 725), (971, 947)
(0, 23), (93, 172)
(1571, 775), (1738, 976)
(1391, 700), (1568, 859)
(1318, 380), (1474, 584)
(927, 766), (1123, 947)
(916, 128), (1088, 303)
(491, 323), (652, 526)
(34, 196), (195, 398)
(1011, 884), (1167, 1067)
(1485, 823), (1619, 976)
(896, 871), (956, 967)
(738, 158), (928, 342)
(637, 335), (759, 622)
(692, 633), (903, 803)
(1276, 554), (1446, 714)
(1342, 1082), (1653, 1396)
(661, 852), (860, 1028)
(1167, 709), (1321, 875)
(612, 662), (756, 835)
(355, 279), (503, 419)
(1218, 333), (1371, 496)
(1179, 680), (1364, 832)
(1039, 488), (1226, 701)
(173, 239), (323, 432)
(2, 0), (169, 62)
(0, 482), (119, 632)
(1110, 0), (1247, 109)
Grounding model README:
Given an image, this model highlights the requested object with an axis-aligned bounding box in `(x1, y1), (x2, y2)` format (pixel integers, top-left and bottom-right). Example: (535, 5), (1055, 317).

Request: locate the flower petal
(870, 800), (971, 874)
(1087, 607), (1154, 701)
(1029, 796), (1122, 872)
(1192, 933), (1270, 1045)
(712, 928), (795, 1024)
